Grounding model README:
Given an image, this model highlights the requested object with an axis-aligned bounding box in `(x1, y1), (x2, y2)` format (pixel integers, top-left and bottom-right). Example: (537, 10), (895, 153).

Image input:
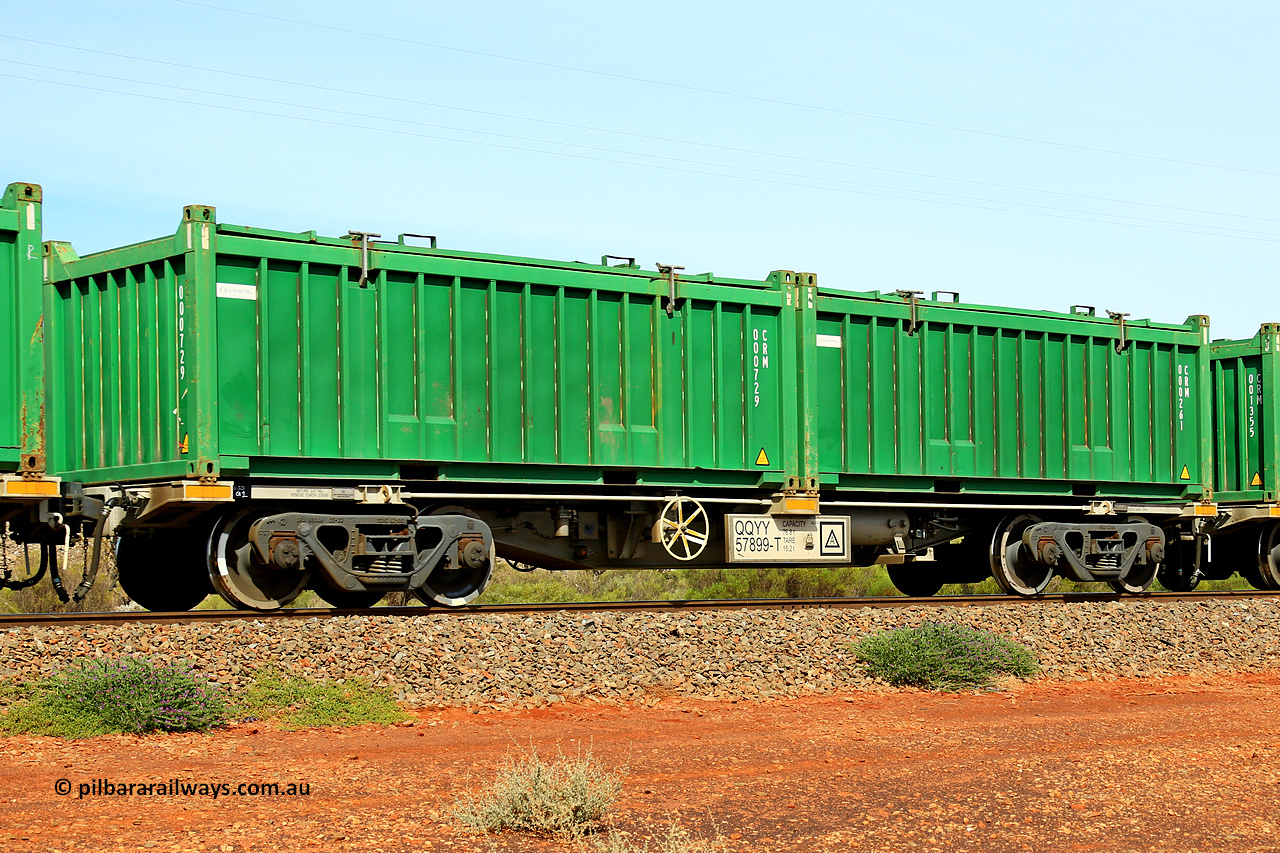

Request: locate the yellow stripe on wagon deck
(4, 479), (58, 496)
(184, 483), (233, 500)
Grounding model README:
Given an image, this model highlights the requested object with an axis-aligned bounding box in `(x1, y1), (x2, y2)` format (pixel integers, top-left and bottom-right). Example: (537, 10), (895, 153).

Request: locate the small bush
(853, 621), (1038, 691)
(678, 564), (893, 599)
(589, 824), (730, 853)
(454, 746), (622, 838)
(0, 657), (227, 737)
(0, 677), (32, 711)
(239, 671), (408, 729)
(0, 545), (130, 614)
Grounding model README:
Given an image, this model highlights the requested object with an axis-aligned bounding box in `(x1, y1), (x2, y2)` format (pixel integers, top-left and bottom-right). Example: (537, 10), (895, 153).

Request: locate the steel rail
(2, 589), (1278, 629)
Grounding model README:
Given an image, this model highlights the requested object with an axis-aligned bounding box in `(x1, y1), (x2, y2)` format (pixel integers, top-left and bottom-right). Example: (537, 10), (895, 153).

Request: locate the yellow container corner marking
(6, 479), (58, 496)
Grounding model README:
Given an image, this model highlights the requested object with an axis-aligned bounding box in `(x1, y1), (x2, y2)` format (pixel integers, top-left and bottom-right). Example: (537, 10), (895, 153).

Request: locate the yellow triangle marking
(1180, 465), (1191, 481)
(755, 447), (770, 466)
(1252, 472), (1264, 487)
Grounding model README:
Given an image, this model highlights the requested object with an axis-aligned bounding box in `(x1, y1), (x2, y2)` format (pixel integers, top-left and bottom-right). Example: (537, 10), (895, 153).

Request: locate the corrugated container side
(1210, 325), (1280, 502)
(811, 291), (1212, 499)
(210, 234), (791, 483)
(45, 209), (795, 488)
(44, 209), (200, 481)
(0, 182), (44, 471)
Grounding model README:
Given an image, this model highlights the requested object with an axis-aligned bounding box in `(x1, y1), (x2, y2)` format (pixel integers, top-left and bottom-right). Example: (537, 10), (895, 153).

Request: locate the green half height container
(806, 288), (1213, 500)
(42, 206), (802, 490)
(1210, 325), (1280, 503)
(0, 182), (45, 474)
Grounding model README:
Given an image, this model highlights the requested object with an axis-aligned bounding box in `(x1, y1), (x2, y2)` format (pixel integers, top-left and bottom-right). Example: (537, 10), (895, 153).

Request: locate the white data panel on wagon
(725, 515), (850, 563)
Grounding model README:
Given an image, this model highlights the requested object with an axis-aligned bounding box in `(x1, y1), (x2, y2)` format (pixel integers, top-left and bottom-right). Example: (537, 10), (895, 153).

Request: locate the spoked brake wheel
(655, 496), (708, 561)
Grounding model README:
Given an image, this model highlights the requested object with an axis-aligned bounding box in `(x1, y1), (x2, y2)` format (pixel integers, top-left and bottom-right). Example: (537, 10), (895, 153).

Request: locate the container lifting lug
(895, 290), (923, 335)
(348, 230), (381, 287)
(657, 263), (685, 319)
(1107, 311), (1130, 353)
(398, 233), (437, 248)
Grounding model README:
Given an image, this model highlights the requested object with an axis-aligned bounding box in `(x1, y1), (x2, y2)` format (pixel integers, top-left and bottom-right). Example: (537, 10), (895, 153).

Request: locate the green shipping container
(0, 182), (44, 473)
(806, 289), (1214, 500)
(1210, 326), (1280, 503)
(43, 206), (804, 489)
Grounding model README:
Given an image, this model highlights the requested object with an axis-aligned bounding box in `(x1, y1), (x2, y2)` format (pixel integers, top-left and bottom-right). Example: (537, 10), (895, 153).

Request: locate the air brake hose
(48, 542), (68, 603)
(0, 541), (48, 591)
(67, 496), (122, 604)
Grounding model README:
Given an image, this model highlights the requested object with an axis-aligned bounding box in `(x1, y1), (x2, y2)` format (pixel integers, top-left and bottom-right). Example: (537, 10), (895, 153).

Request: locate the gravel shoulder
(2, 672), (1278, 852)
(2, 599), (1279, 851)
(3, 599), (1280, 708)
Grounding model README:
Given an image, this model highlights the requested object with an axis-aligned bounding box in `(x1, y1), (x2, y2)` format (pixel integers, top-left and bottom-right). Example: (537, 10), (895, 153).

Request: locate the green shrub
(478, 561), (687, 604)
(677, 564), (892, 599)
(0, 677), (32, 711)
(853, 621), (1038, 691)
(0, 546), (130, 614)
(454, 746), (622, 839)
(589, 824), (731, 852)
(0, 657), (227, 737)
(481, 576), (588, 604)
(239, 670), (408, 729)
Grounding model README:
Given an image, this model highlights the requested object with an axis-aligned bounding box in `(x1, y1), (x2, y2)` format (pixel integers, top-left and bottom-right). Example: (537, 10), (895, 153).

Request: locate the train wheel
(989, 514), (1052, 597)
(1204, 533), (1258, 587)
(312, 587), (383, 609)
(1109, 568), (1157, 595)
(413, 506), (494, 607)
(412, 545), (492, 607)
(1156, 537), (1202, 592)
(207, 508), (310, 610)
(1254, 523), (1280, 590)
(117, 529), (214, 612)
(1106, 516), (1161, 594)
(887, 565), (943, 597)
(931, 533), (995, 586)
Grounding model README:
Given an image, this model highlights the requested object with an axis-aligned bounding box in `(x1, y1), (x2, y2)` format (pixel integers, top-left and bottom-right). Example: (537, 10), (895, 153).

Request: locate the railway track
(3, 589), (1278, 628)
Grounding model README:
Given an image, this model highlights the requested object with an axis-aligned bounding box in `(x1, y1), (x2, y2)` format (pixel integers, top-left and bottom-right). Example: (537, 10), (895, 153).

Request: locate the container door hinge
(1107, 311), (1130, 353)
(657, 263), (685, 318)
(895, 290), (923, 335)
(348, 230), (381, 287)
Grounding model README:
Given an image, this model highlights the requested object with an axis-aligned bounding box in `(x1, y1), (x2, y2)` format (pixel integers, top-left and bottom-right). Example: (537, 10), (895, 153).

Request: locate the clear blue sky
(3, 1), (1276, 338)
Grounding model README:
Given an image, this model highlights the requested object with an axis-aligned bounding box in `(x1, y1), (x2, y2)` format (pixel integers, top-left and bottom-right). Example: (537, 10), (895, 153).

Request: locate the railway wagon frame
(1193, 327), (1280, 591)
(36, 200), (1223, 610)
(0, 183), (58, 500)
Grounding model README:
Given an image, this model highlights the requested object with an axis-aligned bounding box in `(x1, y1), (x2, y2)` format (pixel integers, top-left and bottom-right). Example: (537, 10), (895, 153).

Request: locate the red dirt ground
(2, 672), (1279, 852)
